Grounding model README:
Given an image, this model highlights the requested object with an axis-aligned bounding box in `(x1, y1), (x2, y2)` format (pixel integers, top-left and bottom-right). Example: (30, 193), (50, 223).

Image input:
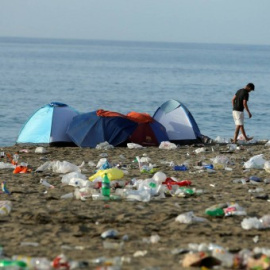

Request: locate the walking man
(232, 83), (255, 143)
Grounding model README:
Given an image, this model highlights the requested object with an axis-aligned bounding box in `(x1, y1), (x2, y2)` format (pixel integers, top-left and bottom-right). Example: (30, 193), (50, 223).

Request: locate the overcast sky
(1, 0), (270, 45)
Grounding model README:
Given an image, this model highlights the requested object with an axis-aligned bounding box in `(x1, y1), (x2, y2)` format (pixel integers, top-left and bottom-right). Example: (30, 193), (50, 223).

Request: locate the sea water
(0, 37), (270, 147)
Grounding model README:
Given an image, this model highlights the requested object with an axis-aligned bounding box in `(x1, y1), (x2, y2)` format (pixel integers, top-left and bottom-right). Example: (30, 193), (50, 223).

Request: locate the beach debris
(0, 200), (12, 215)
(214, 136), (229, 143)
(101, 229), (119, 239)
(264, 161), (270, 173)
(244, 154), (266, 169)
(89, 168), (124, 181)
(40, 178), (55, 189)
(159, 141), (177, 150)
(175, 211), (208, 224)
(61, 192), (74, 199)
(13, 163), (29, 174)
(36, 160), (83, 173)
(194, 147), (206, 154)
(20, 242), (39, 247)
(96, 141), (114, 150)
(35, 147), (48, 154)
(241, 215), (270, 230)
(1, 182), (11, 195)
(127, 143), (144, 149)
(133, 250), (148, 257)
(0, 162), (15, 169)
(52, 254), (70, 270)
(173, 164), (188, 171)
(142, 234), (161, 244)
(61, 171), (87, 186)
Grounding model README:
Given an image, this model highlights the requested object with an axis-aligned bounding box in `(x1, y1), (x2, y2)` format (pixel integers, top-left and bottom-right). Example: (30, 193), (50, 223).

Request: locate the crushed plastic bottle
(175, 211), (208, 224)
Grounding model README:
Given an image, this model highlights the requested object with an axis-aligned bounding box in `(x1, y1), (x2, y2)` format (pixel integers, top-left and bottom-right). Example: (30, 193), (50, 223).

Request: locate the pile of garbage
(178, 243), (270, 269)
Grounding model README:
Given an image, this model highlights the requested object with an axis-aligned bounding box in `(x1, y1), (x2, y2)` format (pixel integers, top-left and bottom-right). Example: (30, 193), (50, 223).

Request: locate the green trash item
(0, 259), (27, 268)
(101, 173), (110, 197)
(205, 203), (228, 217)
(179, 187), (195, 195)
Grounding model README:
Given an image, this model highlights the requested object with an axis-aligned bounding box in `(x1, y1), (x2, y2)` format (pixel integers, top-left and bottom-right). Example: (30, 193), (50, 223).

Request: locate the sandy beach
(1, 142), (270, 269)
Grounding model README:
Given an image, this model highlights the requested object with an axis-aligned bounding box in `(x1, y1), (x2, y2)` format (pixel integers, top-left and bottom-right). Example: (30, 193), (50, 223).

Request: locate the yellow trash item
(89, 168), (124, 181)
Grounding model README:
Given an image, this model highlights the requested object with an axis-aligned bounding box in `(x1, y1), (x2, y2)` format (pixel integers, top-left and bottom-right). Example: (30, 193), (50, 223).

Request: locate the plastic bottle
(203, 164), (214, 169)
(205, 208), (224, 217)
(101, 173), (110, 197)
(0, 259), (27, 269)
(205, 204), (227, 217)
(173, 165), (188, 171)
(12, 256), (51, 270)
(12, 153), (19, 165)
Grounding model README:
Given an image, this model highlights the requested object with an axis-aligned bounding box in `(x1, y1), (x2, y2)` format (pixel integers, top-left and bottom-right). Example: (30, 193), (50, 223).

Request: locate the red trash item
(162, 178), (192, 190)
(52, 254), (70, 270)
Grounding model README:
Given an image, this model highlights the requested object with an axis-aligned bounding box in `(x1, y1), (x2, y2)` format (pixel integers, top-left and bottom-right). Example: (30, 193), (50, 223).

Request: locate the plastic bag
(0, 162), (15, 169)
(211, 155), (231, 165)
(243, 154), (266, 169)
(0, 201), (12, 215)
(89, 168), (124, 181)
(35, 147), (48, 154)
(175, 211), (208, 224)
(61, 172), (89, 187)
(36, 161), (83, 173)
(159, 141), (177, 150)
(127, 143), (143, 149)
(264, 161), (270, 173)
(214, 136), (229, 143)
(96, 141), (114, 150)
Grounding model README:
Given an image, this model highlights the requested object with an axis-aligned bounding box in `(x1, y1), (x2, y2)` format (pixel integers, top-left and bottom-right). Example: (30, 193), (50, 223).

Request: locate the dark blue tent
(66, 111), (138, 148)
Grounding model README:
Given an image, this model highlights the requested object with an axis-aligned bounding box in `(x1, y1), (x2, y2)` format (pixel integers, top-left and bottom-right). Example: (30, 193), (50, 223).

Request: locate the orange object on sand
(13, 166), (29, 174)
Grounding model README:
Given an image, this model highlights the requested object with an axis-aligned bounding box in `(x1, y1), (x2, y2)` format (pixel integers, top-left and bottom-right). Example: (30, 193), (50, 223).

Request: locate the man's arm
(232, 95), (236, 107)
(243, 100), (252, 118)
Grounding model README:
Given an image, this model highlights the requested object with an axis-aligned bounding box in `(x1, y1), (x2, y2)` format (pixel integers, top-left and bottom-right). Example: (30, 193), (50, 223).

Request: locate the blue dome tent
(66, 111), (138, 148)
(153, 99), (202, 145)
(16, 102), (79, 146)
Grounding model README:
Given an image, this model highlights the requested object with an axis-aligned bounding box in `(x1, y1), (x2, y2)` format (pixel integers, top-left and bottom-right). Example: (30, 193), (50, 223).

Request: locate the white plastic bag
(127, 143), (143, 149)
(159, 141), (177, 150)
(0, 162), (15, 169)
(175, 211), (208, 224)
(211, 155), (231, 165)
(264, 161), (270, 173)
(61, 171), (87, 186)
(96, 141), (114, 150)
(35, 147), (48, 154)
(214, 136), (229, 143)
(243, 154), (266, 169)
(36, 161), (83, 173)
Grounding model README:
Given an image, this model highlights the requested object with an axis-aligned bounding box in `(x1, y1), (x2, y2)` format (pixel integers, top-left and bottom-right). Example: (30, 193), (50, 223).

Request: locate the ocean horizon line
(0, 35), (269, 48)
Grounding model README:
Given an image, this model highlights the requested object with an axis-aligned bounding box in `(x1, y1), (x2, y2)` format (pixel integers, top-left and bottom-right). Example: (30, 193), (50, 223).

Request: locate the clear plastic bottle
(12, 256), (51, 270)
(12, 153), (19, 165)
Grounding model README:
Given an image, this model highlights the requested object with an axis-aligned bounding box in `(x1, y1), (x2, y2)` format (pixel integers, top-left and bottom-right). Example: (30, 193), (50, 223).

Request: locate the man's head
(246, 83), (255, 91)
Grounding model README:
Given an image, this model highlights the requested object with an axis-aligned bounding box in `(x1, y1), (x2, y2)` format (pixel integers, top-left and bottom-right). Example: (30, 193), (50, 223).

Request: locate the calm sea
(0, 37), (270, 147)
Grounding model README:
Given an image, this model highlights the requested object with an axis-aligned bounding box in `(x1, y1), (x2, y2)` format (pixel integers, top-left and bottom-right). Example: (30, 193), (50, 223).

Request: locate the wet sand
(1, 142), (270, 269)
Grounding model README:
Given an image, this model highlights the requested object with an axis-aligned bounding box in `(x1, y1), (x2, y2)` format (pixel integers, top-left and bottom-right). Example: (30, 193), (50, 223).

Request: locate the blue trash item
(203, 164), (214, 169)
(249, 176), (261, 182)
(67, 111), (138, 148)
(17, 102), (79, 145)
(173, 165), (188, 171)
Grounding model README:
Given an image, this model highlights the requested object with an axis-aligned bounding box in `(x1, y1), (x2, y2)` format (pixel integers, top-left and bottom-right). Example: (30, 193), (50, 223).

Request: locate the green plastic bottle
(180, 187), (195, 195)
(205, 208), (225, 217)
(102, 173), (110, 197)
(0, 259), (27, 268)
